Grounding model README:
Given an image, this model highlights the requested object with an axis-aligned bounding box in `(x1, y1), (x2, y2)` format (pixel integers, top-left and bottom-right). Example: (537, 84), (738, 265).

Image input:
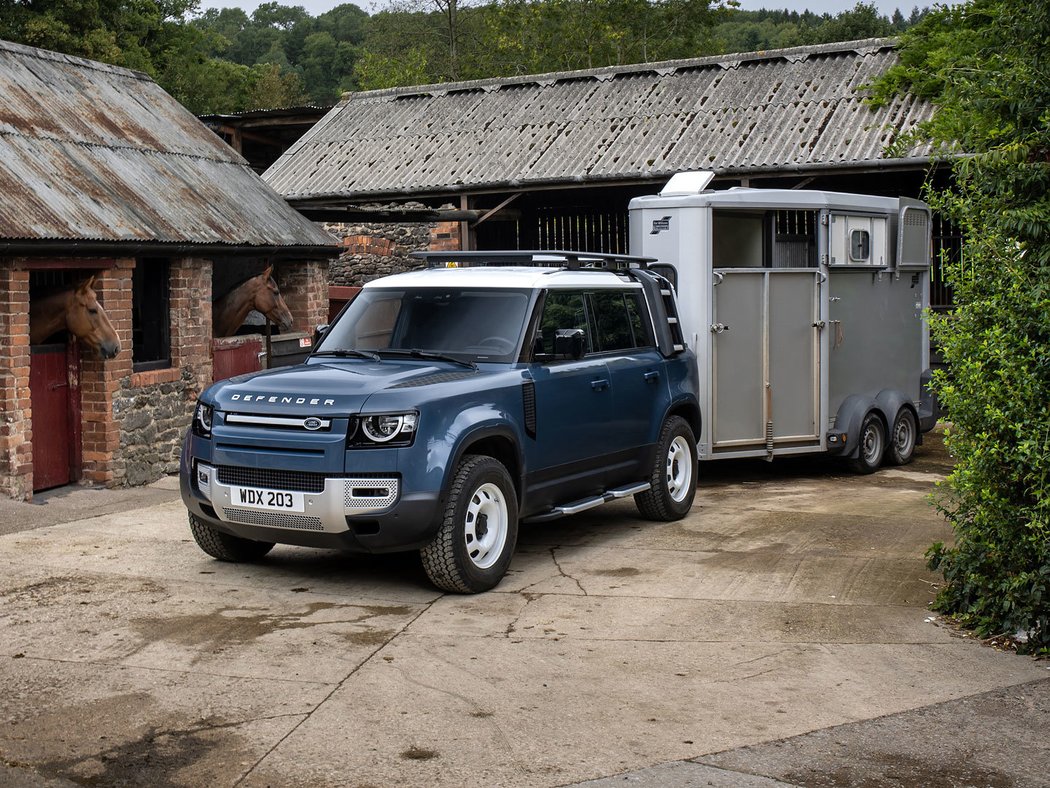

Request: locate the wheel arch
(664, 398), (701, 443)
(448, 426), (524, 505)
(874, 389), (921, 446)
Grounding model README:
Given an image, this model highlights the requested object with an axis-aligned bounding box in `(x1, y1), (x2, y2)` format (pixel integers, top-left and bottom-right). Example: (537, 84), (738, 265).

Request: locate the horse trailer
(629, 172), (937, 472)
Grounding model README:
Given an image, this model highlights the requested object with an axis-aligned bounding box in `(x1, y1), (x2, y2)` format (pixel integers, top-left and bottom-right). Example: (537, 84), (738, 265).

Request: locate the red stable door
(30, 341), (82, 491)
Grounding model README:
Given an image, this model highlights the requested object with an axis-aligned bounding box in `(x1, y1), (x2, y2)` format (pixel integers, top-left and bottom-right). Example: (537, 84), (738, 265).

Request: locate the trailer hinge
(820, 254), (829, 266)
(821, 214), (830, 226)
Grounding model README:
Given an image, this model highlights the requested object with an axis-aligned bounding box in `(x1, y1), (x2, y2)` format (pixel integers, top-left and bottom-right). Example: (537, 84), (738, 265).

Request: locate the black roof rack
(409, 250), (656, 271)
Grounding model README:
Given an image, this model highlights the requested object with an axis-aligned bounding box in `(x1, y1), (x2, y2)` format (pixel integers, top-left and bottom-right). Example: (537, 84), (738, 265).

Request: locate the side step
(524, 482), (651, 524)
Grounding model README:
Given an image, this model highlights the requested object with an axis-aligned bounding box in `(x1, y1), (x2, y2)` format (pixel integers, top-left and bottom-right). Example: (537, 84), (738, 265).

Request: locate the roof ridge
(338, 37), (898, 102)
(0, 37), (150, 81)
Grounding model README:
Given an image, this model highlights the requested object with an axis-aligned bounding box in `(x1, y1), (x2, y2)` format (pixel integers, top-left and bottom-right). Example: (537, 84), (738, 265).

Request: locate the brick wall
(0, 264), (32, 500)
(277, 261), (329, 333)
(115, 258), (213, 486)
(80, 259), (134, 486)
(324, 217), (440, 286)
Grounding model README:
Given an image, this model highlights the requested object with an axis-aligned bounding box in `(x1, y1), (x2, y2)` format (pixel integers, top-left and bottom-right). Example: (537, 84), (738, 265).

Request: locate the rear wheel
(886, 407), (917, 466)
(635, 416), (697, 521)
(189, 514), (274, 562)
(846, 412), (885, 474)
(421, 455), (519, 593)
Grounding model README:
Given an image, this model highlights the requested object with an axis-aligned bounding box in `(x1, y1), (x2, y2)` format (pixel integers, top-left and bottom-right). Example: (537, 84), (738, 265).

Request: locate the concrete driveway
(1, 432), (1047, 787)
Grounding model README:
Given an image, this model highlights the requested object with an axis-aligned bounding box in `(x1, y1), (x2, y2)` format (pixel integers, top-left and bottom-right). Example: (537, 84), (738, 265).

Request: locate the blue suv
(181, 252), (700, 592)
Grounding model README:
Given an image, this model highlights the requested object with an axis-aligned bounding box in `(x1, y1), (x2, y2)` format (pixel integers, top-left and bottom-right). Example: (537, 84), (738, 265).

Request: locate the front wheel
(635, 416), (697, 521)
(421, 455), (519, 593)
(846, 412), (885, 474)
(189, 514), (274, 562)
(886, 407), (917, 466)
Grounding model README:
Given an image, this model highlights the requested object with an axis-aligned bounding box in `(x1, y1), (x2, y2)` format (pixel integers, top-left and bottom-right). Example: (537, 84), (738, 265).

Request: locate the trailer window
(850, 229), (871, 262)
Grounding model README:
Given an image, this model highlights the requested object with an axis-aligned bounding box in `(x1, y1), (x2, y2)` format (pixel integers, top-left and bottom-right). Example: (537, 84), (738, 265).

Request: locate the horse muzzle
(99, 340), (121, 360)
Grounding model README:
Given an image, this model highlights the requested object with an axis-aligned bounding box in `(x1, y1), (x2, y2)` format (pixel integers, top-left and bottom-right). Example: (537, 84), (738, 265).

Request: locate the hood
(204, 359), (481, 415)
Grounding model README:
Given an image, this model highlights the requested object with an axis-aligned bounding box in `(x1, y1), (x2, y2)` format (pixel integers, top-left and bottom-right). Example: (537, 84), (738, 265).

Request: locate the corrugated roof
(265, 38), (934, 203)
(0, 38), (337, 251)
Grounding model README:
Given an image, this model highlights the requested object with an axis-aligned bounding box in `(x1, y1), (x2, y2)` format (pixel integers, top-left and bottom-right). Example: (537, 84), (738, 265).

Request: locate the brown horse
(212, 265), (294, 338)
(30, 277), (121, 359)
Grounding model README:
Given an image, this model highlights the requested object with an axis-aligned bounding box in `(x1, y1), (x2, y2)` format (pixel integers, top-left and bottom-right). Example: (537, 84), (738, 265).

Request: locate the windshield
(317, 287), (533, 363)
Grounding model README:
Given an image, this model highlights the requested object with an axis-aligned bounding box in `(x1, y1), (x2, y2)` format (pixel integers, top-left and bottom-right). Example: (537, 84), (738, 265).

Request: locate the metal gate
(30, 342), (81, 491)
(710, 270), (821, 452)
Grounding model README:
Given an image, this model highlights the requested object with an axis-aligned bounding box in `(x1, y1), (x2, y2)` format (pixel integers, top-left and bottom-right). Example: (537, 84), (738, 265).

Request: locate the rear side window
(534, 288), (652, 359)
(590, 290), (651, 352)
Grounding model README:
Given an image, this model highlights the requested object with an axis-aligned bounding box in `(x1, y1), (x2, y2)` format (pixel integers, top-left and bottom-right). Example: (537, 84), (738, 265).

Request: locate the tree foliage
(872, 0), (1050, 653)
(1, 1), (930, 110)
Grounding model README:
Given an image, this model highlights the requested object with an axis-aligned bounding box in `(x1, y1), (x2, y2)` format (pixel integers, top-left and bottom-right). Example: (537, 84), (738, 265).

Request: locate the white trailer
(629, 172), (937, 472)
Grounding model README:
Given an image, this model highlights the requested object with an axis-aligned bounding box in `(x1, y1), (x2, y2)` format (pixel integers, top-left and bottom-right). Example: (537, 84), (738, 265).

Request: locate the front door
(30, 341), (81, 491)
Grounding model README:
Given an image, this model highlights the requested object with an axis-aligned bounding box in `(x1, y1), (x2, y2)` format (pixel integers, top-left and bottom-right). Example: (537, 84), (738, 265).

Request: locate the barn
(263, 37), (952, 306)
(0, 39), (339, 501)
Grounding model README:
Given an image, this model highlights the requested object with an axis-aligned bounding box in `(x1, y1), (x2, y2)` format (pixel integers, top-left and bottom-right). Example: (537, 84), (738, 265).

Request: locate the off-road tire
(189, 514), (275, 562)
(635, 416), (697, 521)
(846, 411), (886, 474)
(421, 455), (519, 594)
(886, 407), (917, 466)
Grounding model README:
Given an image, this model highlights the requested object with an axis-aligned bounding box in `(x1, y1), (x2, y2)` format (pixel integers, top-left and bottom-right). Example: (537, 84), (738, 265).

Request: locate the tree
(870, 0), (1050, 653)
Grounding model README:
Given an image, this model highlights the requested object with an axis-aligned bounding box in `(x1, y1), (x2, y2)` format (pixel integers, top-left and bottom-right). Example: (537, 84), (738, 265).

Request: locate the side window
(536, 291), (592, 358)
(591, 290), (651, 352)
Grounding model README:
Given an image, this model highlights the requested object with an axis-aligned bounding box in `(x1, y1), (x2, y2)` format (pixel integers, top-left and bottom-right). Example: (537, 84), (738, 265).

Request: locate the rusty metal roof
(0, 39), (337, 253)
(265, 38), (934, 204)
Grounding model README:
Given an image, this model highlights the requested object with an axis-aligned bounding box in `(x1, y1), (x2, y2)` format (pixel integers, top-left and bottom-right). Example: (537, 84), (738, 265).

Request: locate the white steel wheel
(421, 455), (519, 594)
(666, 435), (693, 503)
(464, 482), (510, 569)
(635, 415), (697, 521)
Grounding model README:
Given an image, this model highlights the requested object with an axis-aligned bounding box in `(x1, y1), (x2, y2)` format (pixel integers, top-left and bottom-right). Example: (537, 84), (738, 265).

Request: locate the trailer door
(711, 270), (821, 453)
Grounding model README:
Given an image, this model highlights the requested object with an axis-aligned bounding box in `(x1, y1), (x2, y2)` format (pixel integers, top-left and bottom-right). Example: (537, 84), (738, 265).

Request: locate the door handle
(710, 323), (730, 334)
(643, 371), (660, 383)
(591, 378), (610, 391)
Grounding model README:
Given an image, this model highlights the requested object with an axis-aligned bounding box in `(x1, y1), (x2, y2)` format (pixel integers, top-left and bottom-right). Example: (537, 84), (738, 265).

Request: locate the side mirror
(554, 328), (585, 360)
(313, 324), (329, 346)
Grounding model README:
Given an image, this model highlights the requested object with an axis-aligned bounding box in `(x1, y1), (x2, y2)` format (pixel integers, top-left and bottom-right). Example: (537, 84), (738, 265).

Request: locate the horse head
(65, 277), (121, 359)
(252, 265), (294, 332)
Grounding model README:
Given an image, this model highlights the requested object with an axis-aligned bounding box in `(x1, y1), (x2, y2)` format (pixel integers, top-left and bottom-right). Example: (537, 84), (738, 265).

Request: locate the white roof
(631, 187), (901, 213)
(363, 266), (641, 290)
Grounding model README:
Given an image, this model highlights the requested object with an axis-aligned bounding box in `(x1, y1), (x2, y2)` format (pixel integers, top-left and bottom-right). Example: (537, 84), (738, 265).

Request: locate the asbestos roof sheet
(0, 39), (336, 250)
(264, 38), (935, 203)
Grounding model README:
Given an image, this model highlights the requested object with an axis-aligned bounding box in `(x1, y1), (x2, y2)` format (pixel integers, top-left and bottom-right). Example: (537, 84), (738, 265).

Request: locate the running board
(525, 482), (651, 523)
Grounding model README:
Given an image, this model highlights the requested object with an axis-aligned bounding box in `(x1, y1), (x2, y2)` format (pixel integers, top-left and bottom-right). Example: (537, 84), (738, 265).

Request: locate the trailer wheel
(635, 416), (697, 521)
(421, 455), (519, 594)
(189, 514), (274, 562)
(847, 412), (885, 474)
(886, 407), (917, 466)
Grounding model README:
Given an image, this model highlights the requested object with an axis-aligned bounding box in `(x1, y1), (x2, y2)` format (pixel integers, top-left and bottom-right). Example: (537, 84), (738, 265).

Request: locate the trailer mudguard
(874, 389), (922, 448)
(835, 390), (917, 459)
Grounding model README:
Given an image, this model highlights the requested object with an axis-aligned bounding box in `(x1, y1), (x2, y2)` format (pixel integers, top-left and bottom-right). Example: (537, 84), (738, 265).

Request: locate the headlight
(192, 401), (214, 438)
(351, 412), (418, 447)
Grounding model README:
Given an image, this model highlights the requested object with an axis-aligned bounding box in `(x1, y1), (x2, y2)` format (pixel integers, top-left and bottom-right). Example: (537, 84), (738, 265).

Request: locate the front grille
(216, 465), (325, 493)
(222, 508), (324, 531)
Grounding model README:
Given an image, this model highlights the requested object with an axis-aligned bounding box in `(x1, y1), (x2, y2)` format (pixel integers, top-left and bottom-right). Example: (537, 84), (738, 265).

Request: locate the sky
(196, 0), (929, 20)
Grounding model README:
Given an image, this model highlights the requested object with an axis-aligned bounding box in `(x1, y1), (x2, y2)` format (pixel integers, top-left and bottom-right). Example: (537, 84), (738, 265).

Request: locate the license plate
(229, 485), (305, 513)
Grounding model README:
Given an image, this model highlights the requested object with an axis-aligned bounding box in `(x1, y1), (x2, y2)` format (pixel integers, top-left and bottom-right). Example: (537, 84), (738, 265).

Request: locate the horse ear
(261, 264), (274, 280)
(79, 275), (96, 292)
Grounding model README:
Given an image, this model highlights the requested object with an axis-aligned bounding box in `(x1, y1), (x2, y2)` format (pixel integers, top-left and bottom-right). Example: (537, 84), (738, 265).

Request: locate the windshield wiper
(313, 348), (381, 361)
(379, 349), (478, 371)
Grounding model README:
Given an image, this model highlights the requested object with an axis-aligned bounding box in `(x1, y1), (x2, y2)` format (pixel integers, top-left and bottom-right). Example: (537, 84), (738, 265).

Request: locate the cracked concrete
(1, 430), (1048, 787)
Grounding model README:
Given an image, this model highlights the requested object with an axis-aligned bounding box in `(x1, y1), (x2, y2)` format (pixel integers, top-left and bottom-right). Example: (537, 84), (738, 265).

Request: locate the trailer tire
(846, 412), (885, 475)
(189, 514), (274, 562)
(421, 455), (519, 594)
(886, 407), (917, 466)
(635, 416), (697, 521)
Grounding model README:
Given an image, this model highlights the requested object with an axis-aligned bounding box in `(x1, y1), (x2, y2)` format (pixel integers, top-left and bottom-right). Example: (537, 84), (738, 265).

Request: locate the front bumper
(181, 458), (443, 553)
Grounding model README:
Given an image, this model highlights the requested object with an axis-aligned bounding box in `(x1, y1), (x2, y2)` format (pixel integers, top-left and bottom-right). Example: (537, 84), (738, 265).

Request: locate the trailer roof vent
(659, 171), (715, 196)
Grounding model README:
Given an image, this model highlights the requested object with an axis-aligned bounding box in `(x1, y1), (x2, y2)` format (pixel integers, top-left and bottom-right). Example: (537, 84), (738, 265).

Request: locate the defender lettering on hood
(230, 394), (336, 406)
